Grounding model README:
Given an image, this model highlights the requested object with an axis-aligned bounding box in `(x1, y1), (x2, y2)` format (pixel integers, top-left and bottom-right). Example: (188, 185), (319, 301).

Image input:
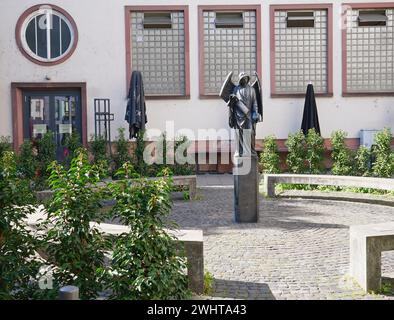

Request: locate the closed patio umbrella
(301, 83), (321, 135)
(125, 71), (147, 139)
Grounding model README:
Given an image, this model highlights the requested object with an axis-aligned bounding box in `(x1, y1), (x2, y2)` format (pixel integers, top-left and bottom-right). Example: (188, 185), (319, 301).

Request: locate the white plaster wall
(0, 0), (394, 142)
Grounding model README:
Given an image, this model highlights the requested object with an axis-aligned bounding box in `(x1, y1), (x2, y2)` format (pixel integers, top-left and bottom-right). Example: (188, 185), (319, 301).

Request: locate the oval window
(17, 5), (78, 65)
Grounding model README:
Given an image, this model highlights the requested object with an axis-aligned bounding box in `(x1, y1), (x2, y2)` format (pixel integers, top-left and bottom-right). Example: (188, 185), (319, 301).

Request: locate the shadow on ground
(212, 279), (276, 300)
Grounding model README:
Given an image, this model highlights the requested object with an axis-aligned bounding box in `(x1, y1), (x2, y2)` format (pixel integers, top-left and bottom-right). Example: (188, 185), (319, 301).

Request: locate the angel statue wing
(251, 72), (263, 122)
(219, 71), (236, 103)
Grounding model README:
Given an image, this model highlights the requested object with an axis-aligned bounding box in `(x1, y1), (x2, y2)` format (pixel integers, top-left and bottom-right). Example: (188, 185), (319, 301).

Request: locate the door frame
(11, 82), (87, 151)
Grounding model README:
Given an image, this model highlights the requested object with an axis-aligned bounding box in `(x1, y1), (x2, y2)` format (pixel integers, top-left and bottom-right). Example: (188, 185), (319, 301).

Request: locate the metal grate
(274, 9), (328, 94)
(346, 9), (394, 93)
(202, 10), (257, 95)
(131, 11), (186, 96)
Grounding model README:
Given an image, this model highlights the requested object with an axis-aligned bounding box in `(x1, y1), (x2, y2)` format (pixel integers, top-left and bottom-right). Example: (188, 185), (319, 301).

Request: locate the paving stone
(168, 174), (394, 300)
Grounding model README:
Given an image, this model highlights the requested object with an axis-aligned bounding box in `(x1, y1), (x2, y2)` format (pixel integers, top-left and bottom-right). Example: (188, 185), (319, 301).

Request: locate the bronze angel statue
(219, 71), (263, 157)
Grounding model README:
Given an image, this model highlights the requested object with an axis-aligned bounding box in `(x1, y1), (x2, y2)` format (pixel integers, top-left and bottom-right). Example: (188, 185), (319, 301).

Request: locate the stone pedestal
(233, 154), (259, 223)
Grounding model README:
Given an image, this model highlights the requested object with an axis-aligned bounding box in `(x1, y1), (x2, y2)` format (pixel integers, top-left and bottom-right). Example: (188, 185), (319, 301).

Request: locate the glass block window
(345, 8), (394, 93)
(274, 9), (328, 94)
(131, 11), (186, 96)
(202, 10), (258, 95)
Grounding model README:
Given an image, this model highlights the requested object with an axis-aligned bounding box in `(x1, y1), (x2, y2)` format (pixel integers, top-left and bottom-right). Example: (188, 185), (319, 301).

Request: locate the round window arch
(16, 4), (78, 65)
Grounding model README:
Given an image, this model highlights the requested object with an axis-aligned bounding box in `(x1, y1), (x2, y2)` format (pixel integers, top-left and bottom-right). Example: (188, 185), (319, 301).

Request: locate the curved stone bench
(36, 175), (197, 202)
(262, 174), (394, 198)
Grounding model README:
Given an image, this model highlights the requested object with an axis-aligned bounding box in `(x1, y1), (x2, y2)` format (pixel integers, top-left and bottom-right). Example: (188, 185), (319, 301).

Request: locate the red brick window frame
(125, 6), (190, 100)
(198, 5), (262, 99)
(342, 3), (394, 96)
(15, 4), (79, 66)
(270, 4), (333, 98)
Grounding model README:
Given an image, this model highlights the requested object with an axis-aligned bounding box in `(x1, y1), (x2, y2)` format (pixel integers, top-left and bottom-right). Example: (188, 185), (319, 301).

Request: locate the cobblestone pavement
(169, 174), (394, 300)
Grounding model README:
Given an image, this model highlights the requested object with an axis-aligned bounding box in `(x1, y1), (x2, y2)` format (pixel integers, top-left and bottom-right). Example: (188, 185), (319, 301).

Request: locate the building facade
(1, 0), (394, 170)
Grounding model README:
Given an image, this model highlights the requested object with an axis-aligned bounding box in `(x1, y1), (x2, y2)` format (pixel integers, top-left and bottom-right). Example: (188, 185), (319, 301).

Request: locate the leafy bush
(260, 135), (280, 174)
(0, 136), (11, 158)
(0, 151), (44, 299)
(36, 132), (56, 189)
(133, 130), (148, 176)
(17, 140), (38, 180)
(173, 135), (195, 176)
(113, 128), (132, 174)
(286, 131), (306, 174)
(371, 128), (394, 178)
(89, 134), (109, 164)
(107, 163), (190, 299)
(63, 130), (82, 165)
(331, 130), (354, 176)
(42, 148), (108, 299)
(355, 146), (371, 177)
(305, 128), (324, 174)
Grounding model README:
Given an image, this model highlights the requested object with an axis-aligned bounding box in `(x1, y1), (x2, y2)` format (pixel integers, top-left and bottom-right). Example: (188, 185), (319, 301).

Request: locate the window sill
(145, 95), (190, 100)
(271, 93), (333, 98)
(343, 92), (394, 97)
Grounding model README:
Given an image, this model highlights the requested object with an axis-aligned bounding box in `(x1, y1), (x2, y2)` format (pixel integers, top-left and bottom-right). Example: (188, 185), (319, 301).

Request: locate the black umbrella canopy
(301, 84), (321, 135)
(125, 71), (147, 139)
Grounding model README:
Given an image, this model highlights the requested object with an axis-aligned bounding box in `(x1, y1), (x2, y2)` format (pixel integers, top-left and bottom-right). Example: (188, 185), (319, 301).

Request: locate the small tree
(107, 163), (190, 299)
(355, 146), (371, 177)
(42, 149), (108, 299)
(133, 130), (147, 176)
(305, 128), (325, 174)
(113, 128), (132, 174)
(63, 130), (82, 166)
(17, 140), (38, 180)
(0, 152), (44, 299)
(0, 136), (11, 159)
(286, 131), (306, 173)
(331, 130), (354, 176)
(36, 132), (57, 189)
(372, 128), (394, 178)
(260, 135), (280, 174)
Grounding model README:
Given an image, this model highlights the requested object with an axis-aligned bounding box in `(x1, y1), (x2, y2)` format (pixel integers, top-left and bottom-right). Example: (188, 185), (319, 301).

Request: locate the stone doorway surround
(11, 82), (87, 151)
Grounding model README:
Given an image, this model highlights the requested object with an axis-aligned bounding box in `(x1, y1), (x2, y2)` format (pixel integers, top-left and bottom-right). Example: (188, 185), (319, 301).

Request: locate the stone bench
(91, 222), (204, 295)
(263, 174), (394, 198)
(36, 175), (197, 202)
(350, 222), (394, 292)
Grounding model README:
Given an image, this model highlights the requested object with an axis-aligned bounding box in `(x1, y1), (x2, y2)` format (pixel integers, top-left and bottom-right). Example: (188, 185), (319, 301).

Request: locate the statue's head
(238, 72), (250, 87)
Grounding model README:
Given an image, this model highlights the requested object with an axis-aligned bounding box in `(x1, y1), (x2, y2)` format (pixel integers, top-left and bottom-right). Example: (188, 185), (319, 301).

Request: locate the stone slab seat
(92, 222), (203, 295)
(350, 222), (394, 292)
(263, 174), (394, 198)
(36, 175), (198, 202)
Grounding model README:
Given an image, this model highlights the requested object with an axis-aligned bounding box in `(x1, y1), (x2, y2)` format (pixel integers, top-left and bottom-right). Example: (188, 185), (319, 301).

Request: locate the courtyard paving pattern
(169, 174), (394, 300)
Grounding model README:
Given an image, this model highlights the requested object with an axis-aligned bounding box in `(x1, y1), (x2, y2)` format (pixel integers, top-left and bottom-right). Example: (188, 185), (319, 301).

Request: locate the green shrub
(331, 130), (354, 176)
(0, 151), (44, 299)
(36, 132), (56, 189)
(355, 146), (371, 177)
(17, 140), (38, 180)
(133, 130), (148, 176)
(89, 134), (109, 164)
(173, 135), (194, 176)
(42, 148), (108, 299)
(260, 135), (280, 174)
(113, 128), (132, 174)
(0, 136), (11, 158)
(63, 130), (82, 165)
(107, 163), (191, 299)
(372, 128), (394, 178)
(286, 131), (306, 174)
(203, 271), (215, 296)
(305, 128), (325, 174)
